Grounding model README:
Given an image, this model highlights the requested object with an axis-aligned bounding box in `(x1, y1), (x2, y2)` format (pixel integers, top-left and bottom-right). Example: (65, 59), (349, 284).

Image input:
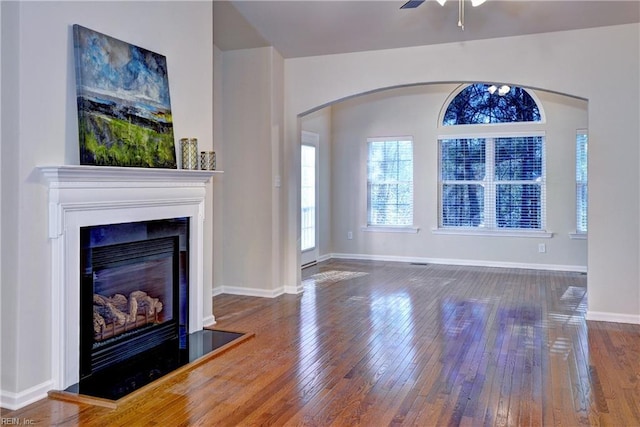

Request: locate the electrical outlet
(538, 243), (546, 253)
(347, 231), (353, 240)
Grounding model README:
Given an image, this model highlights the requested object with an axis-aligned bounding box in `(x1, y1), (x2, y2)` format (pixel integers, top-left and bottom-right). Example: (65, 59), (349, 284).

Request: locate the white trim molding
(569, 232), (587, 240)
(0, 380), (53, 411)
(220, 285), (285, 298)
(212, 281), (304, 298)
(39, 164), (219, 186)
(362, 226), (419, 234)
(586, 311), (640, 325)
(330, 252), (587, 273)
(317, 253), (332, 263)
(202, 315), (216, 327)
(432, 228), (553, 238)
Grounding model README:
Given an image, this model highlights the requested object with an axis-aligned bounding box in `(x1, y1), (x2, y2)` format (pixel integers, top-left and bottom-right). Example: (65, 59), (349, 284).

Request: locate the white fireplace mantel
(38, 165), (222, 390)
(39, 164), (219, 186)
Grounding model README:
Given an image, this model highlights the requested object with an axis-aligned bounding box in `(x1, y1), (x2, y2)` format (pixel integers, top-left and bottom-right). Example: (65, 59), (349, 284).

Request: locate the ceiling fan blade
(401, 0), (425, 9)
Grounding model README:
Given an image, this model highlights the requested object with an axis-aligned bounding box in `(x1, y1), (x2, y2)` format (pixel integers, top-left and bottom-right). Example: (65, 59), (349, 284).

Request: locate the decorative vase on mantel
(180, 138), (198, 170)
(200, 151), (216, 171)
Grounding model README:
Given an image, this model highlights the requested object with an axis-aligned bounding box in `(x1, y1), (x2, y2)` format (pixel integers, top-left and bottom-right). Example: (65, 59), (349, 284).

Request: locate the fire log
(93, 294), (127, 326)
(129, 290), (163, 315)
(93, 306), (106, 335)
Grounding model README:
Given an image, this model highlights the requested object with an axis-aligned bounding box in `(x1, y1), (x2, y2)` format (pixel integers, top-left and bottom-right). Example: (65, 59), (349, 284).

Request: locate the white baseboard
(202, 315), (216, 327)
(317, 253), (332, 263)
(212, 284), (301, 298)
(283, 284), (304, 294)
(0, 380), (53, 411)
(330, 253), (587, 273)
(210, 258), (640, 326)
(211, 254), (586, 301)
(586, 311), (640, 325)
(219, 285), (284, 298)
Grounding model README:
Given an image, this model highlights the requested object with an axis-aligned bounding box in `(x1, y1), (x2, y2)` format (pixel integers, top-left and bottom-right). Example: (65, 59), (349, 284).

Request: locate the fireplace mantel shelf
(38, 165), (222, 187)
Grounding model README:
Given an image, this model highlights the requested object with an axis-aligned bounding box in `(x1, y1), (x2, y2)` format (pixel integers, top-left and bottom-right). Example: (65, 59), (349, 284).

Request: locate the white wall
(328, 83), (588, 270)
(283, 24), (640, 323)
(2, 0), (26, 402)
(0, 0), (19, 399)
(271, 46), (285, 294)
(213, 45), (225, 296)
(218, 47), (285, 296)
(0, 4), (3, 321)
(0, 0), (213, 408)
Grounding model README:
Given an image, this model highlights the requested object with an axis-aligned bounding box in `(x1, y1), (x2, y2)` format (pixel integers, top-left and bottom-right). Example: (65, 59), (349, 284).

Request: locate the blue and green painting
(73, 25), (177, 168)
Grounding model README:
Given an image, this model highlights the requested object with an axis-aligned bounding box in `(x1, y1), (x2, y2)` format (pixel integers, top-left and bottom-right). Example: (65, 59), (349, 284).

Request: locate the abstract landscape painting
(73, 25), (177, 168)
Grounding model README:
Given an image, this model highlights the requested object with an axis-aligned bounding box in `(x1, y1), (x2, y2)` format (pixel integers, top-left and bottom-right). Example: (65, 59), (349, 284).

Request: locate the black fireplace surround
(69, 217), (245, 401)
(79, 218), (189, 380)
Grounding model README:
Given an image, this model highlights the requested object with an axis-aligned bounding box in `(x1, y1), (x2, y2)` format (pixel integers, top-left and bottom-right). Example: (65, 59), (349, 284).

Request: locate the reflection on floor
(302, 269), (368, 285)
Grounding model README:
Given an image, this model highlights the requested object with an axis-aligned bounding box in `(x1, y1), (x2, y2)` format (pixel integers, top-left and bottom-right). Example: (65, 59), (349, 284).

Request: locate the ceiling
(213, 0), (640, 58)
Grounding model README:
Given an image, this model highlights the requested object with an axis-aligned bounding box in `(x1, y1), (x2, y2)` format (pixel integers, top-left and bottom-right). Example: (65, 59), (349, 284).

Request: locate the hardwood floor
(2, 259), (639, 426)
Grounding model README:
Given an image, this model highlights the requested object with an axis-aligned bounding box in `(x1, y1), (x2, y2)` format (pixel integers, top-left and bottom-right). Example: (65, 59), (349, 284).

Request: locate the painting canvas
(73, 25), (177, 168)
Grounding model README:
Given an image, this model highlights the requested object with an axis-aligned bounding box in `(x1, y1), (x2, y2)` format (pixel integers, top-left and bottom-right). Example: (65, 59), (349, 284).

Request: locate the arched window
(443, 83), (541, 125)
(438, 84), (547, 233)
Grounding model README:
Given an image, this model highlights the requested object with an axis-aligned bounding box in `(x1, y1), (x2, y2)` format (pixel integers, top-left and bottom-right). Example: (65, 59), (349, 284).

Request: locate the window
(440, 138), (485, 227)
(576, 131), (588, 234)
(367, 138), (413, 227)
(443, 83), (541, 125)
(439, 84), (546, 233)
(440, 136), (544, 230)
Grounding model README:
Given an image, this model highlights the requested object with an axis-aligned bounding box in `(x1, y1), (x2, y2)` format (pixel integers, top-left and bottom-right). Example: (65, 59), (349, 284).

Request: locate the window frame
(436, 130), (551, 238)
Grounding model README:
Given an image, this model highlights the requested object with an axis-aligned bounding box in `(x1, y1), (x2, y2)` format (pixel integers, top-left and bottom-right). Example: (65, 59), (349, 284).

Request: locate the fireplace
(39, 165), (219, 391)
(79, 218), (188, 378)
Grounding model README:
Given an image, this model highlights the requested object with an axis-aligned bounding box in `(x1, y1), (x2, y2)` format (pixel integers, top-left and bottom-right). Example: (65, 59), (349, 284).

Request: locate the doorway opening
(301, 131), (319, 267)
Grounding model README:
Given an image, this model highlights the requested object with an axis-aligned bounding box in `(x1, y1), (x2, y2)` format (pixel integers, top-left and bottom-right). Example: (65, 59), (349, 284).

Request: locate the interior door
(301, 131), (319, 267)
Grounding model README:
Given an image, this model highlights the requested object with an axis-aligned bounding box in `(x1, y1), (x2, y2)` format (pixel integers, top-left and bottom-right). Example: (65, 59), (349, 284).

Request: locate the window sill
(432, 228), (553, 238)
(569, 232), (587, 240)
(361, 226), (420, 234)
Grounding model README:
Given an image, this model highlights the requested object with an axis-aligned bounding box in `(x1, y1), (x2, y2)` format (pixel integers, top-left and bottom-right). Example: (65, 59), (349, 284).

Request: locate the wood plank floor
(2, 259), (639, 426)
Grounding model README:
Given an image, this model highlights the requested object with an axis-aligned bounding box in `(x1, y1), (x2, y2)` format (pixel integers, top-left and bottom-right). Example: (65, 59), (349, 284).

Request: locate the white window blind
(440, 138), (486, 227)
(576, 131), (588, 234)
(367, 138), (413, 226)
(440, 136), (544, 230)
